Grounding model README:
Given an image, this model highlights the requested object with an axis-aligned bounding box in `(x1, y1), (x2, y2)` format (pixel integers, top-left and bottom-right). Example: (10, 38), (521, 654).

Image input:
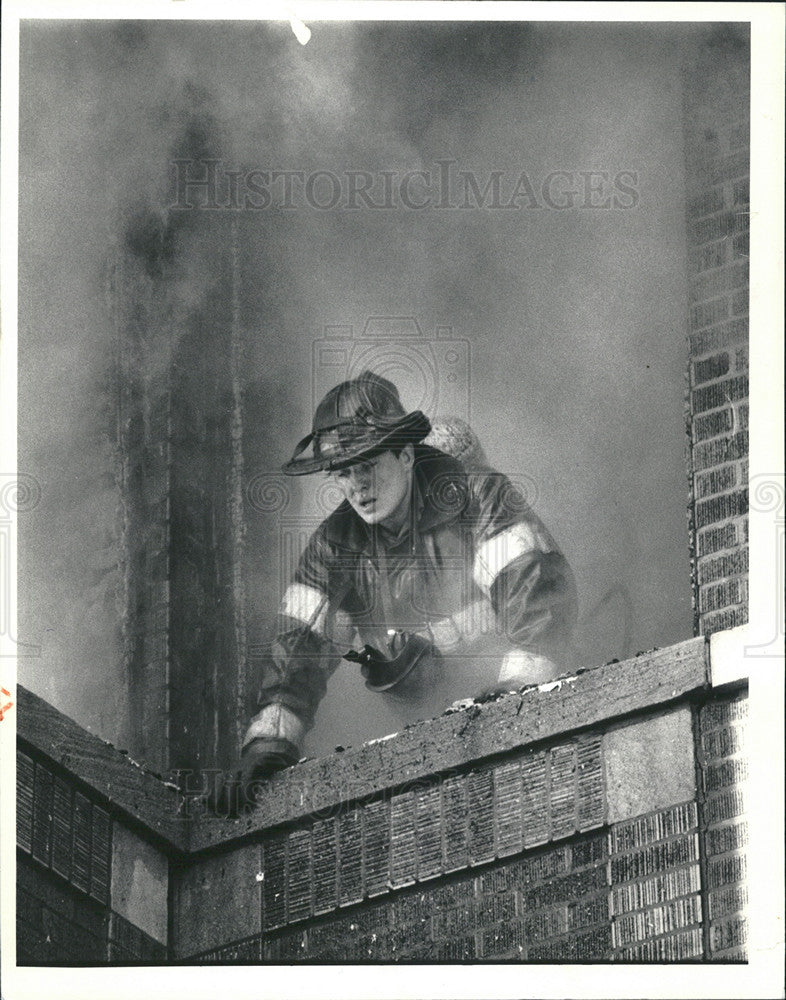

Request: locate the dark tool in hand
(343, 630), (434, 691)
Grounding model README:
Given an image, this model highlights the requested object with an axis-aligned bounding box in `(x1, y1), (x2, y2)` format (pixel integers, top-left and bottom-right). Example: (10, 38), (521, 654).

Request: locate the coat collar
(323, 445), (468, 553)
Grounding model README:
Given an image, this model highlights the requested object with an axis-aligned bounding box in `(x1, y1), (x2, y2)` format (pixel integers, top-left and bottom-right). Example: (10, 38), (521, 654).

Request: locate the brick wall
(175, 687), (748, 963)
(17, 862), (110, 964)
(16, 639), (750, 966)
(683, 26), (750, 636)
(16, 746), (169, 964)
(697, 690), (749, 959)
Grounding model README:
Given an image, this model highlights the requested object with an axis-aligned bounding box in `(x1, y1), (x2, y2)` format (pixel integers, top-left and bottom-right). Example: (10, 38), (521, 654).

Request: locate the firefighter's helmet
(282, 370), (431, 476)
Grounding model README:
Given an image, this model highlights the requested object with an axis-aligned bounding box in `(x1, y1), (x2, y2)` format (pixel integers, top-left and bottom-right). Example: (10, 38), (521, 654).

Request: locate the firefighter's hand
(203, 739), (300, 818)
(240, 737), (299, 798)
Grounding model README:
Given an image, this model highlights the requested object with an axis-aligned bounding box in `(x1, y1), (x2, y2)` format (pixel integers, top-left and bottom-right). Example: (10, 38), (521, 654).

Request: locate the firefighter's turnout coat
(248, 445), (578, 741)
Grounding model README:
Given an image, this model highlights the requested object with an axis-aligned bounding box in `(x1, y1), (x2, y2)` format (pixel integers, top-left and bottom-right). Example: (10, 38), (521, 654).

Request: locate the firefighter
(240, 370), (577, 791)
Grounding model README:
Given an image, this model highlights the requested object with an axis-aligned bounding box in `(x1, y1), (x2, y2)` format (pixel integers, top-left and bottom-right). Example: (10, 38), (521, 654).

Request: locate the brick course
(693, 432), (748, 472)
(695, 489), (748, 529)
(695, 464), (736, 498)
(689, 318), (748, 358)
(253, 733), (606, 934)
(689, 297), (730, 332)
(697, 549), (748, 586)
(691, 376), (748, 416)
(692, 241), (727, 272)
(692, 353), (730, 386)
(693, 409), (734, 444)
(688, 262), (748, 305)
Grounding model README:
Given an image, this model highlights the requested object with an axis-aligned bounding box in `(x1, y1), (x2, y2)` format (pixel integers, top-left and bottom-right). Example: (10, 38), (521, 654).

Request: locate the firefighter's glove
(344, 632), (433, 691)
(240, 737), (300, 797)
(204, 738), (299, 818)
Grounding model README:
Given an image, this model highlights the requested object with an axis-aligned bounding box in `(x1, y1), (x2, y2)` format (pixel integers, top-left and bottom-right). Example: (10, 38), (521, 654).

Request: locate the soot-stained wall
(18, 20), (744, 762)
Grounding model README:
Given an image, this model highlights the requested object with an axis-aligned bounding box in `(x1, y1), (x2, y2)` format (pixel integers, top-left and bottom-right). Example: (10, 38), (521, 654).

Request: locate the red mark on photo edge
(0, 688), (13, 721)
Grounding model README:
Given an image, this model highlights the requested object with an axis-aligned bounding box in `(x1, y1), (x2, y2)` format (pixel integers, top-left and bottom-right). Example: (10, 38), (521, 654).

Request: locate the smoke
(18, 20), (745, 756)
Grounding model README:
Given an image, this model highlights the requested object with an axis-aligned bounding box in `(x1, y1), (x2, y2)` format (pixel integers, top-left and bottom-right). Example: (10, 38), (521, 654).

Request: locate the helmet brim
(281, 411), (431, 476)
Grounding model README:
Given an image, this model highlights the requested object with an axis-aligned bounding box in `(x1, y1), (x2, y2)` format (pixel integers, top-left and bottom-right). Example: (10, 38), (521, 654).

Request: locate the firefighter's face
(330, 447), (414, 529)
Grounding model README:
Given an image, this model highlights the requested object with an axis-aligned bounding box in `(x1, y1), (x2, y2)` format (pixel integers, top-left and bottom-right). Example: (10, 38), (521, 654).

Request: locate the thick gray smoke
(19, 20), (725, 757)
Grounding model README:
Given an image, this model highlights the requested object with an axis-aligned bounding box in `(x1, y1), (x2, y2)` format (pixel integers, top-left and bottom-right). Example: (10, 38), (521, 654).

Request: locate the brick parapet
(187, 637), (709, 851)
(16, 640), (708, 856)
(15, 631), (752, 963)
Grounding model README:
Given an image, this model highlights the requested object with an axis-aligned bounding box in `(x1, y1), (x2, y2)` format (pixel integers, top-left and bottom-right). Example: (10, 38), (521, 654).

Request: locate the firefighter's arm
(471, 473), (578, 685)
(488, 547), (578, 684)
(241, 531), (350, 783)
